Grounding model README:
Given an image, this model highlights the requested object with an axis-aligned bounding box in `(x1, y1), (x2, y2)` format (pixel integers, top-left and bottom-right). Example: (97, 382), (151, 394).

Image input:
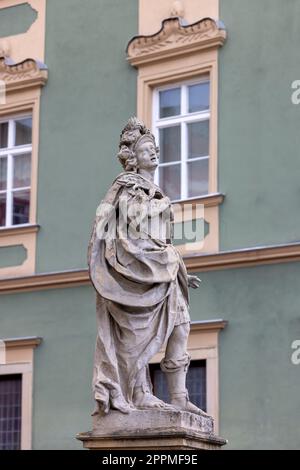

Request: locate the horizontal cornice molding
(191, 320), (227, 332)
(0, 269), (89, 294)
(3, 336), (42, 349)
(0, 242), (300, 294)
(0, 56), (48, 92)
(184, 242), (300, 271)
(0, 224), (40, 238)
(127, 17), (227, 67)
(175, 193), (225, 210)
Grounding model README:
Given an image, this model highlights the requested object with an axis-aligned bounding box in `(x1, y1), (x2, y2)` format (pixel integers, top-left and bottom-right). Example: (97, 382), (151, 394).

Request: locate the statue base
(77, 409), (227, 450)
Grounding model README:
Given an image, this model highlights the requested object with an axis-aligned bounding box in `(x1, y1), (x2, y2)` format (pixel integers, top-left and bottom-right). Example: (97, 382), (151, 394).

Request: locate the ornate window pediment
(0, 56), (48, 92)
(127, 17), (226, 67)
(126, 14), (226, 255)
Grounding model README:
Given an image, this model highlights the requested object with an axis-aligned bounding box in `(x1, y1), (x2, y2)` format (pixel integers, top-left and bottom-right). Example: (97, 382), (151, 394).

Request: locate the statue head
(117, 117), (159, 172)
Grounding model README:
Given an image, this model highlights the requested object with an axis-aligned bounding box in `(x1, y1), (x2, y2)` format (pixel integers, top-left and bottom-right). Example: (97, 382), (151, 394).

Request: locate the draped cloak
(88, 172), (190, 414)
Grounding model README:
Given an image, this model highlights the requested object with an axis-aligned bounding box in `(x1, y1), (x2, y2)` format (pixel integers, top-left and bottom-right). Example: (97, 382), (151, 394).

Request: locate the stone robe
(88, 172), (190, 414)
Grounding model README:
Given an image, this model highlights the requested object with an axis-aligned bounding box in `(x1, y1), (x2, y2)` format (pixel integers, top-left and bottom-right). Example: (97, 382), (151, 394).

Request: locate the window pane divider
(187, 155), (210, 162)
(12, 186), (31, 192)
(181, 86), (188, 200)
(181, 122), (188, 200)
(155, 79), (210, 201)
(6, 153), (13, 226)
(154, 111), (210, 128)
(6, 118), (15, 226)
(153, 88), (160, 186)
(0, 145), (32, 157)
(158, 161), (181, 167)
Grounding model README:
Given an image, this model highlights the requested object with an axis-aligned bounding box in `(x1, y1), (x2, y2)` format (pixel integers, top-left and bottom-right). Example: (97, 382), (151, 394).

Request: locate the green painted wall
(190, 262), (300, 450)
(219, 0), (300, 250)
(0, 245), (26, 268)
(0, 286), (96, 450)
(35, 0), (300, 274)
(1, 262), (299, 449)
(1, 0), (299, 451)
(0, 3), (37, 38)
(36, 0), (138, 273)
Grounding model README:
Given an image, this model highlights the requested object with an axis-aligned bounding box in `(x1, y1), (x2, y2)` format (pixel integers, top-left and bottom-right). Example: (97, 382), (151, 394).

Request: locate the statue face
(136, 141), (159, 171)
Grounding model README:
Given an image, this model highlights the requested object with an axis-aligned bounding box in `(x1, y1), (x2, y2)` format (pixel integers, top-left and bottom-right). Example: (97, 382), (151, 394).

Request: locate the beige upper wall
(139, 0), (219, 35)
(0, 0), (46, 62)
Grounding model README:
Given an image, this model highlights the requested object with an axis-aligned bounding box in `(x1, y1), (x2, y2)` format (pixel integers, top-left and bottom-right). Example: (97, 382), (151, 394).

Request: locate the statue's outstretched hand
(187, 274), (202, 289)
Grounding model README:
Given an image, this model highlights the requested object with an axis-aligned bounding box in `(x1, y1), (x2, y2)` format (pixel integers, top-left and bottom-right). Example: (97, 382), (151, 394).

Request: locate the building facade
(0, 0), (299, 450)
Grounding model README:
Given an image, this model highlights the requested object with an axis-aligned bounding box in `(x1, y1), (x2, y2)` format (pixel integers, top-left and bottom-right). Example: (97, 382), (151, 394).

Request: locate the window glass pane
(159, 164), (181, 201)
(188, 121), (209, 159)
(150, 360), (207, 412)
(0, 375), (22, 450)
(159, 126), (181, 163)
(187, 158), (209, 198)
(13, 153), (31, 188)
(188, 81), (210, 113)
(13, 190), (30, 225)
(15, 118), (32, 146)
(0, 122), (8, 149)
(0, 158), (7, 190)
(159, 88), (181, 118)
(0, 193), (6, 227)
(186, 361), (206, 411)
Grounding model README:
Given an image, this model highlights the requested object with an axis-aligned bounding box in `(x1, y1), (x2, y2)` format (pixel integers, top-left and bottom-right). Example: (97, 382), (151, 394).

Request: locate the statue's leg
(162, 323), (209, 417)
(132, 366), (174, 410)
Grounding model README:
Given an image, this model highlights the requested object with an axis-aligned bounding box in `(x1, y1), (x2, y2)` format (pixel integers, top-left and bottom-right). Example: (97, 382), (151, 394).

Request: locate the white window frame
(0, 114), (32, 228)
(153, 77), (210, 201)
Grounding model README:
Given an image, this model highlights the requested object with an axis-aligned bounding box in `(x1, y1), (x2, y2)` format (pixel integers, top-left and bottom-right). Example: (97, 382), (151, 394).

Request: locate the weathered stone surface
(77, 432), (226, 450)
(77, 409), (227, 450)
(92, 409), (214, 436)
(78, 116), (227, 450)
(88, 117), (205, 417)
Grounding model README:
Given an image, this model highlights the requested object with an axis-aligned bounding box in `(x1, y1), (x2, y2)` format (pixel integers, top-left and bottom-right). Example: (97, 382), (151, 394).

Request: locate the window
(153, 79), (210, 201)
(0, 116), (32, 228)
(127, 15), (226, 254)
(0, 375), (22, 450)
(0, 337), (41, 449)
(150, 360), (207, 411)
(148, 320), (227, 433)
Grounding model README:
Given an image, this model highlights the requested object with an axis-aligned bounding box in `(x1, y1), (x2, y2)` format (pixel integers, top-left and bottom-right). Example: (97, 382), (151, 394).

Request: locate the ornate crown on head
(117, 117), (159, 172)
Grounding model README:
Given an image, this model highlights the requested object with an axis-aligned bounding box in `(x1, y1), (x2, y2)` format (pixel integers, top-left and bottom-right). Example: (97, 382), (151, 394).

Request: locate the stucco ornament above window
(0, 55), (48, 92)
(127, 17), (227, 66)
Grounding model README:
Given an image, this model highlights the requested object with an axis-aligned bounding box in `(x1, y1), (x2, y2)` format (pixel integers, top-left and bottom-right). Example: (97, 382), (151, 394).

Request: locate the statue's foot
(170, 394), (210, 417)
(110, 393), (134, 414)
(133, 390), (174, 411)
(92, 392), (134, 416)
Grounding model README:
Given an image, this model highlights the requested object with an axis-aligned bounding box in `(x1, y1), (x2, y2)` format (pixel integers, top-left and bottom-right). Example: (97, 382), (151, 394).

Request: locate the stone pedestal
(77, 409), (227, 450)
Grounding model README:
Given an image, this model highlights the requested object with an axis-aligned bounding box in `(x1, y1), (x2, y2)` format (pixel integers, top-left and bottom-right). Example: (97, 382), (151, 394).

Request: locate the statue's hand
(188, 274), (202, 289)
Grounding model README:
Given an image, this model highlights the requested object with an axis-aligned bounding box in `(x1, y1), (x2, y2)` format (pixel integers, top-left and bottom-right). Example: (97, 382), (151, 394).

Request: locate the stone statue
(88, 117), (207, 419)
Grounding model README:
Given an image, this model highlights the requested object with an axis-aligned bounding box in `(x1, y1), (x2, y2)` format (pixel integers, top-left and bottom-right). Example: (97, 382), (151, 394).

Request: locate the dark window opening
(149, 360), (206, 412)
(0, 374), (22, 450)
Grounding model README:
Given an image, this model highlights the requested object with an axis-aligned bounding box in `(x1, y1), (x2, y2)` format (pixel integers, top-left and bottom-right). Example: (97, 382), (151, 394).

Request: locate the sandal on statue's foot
(170, 391), (210, 417)
(110, 390), (133, 414)
(92, 393), (133, 415)
(133, 387), (175, 411)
